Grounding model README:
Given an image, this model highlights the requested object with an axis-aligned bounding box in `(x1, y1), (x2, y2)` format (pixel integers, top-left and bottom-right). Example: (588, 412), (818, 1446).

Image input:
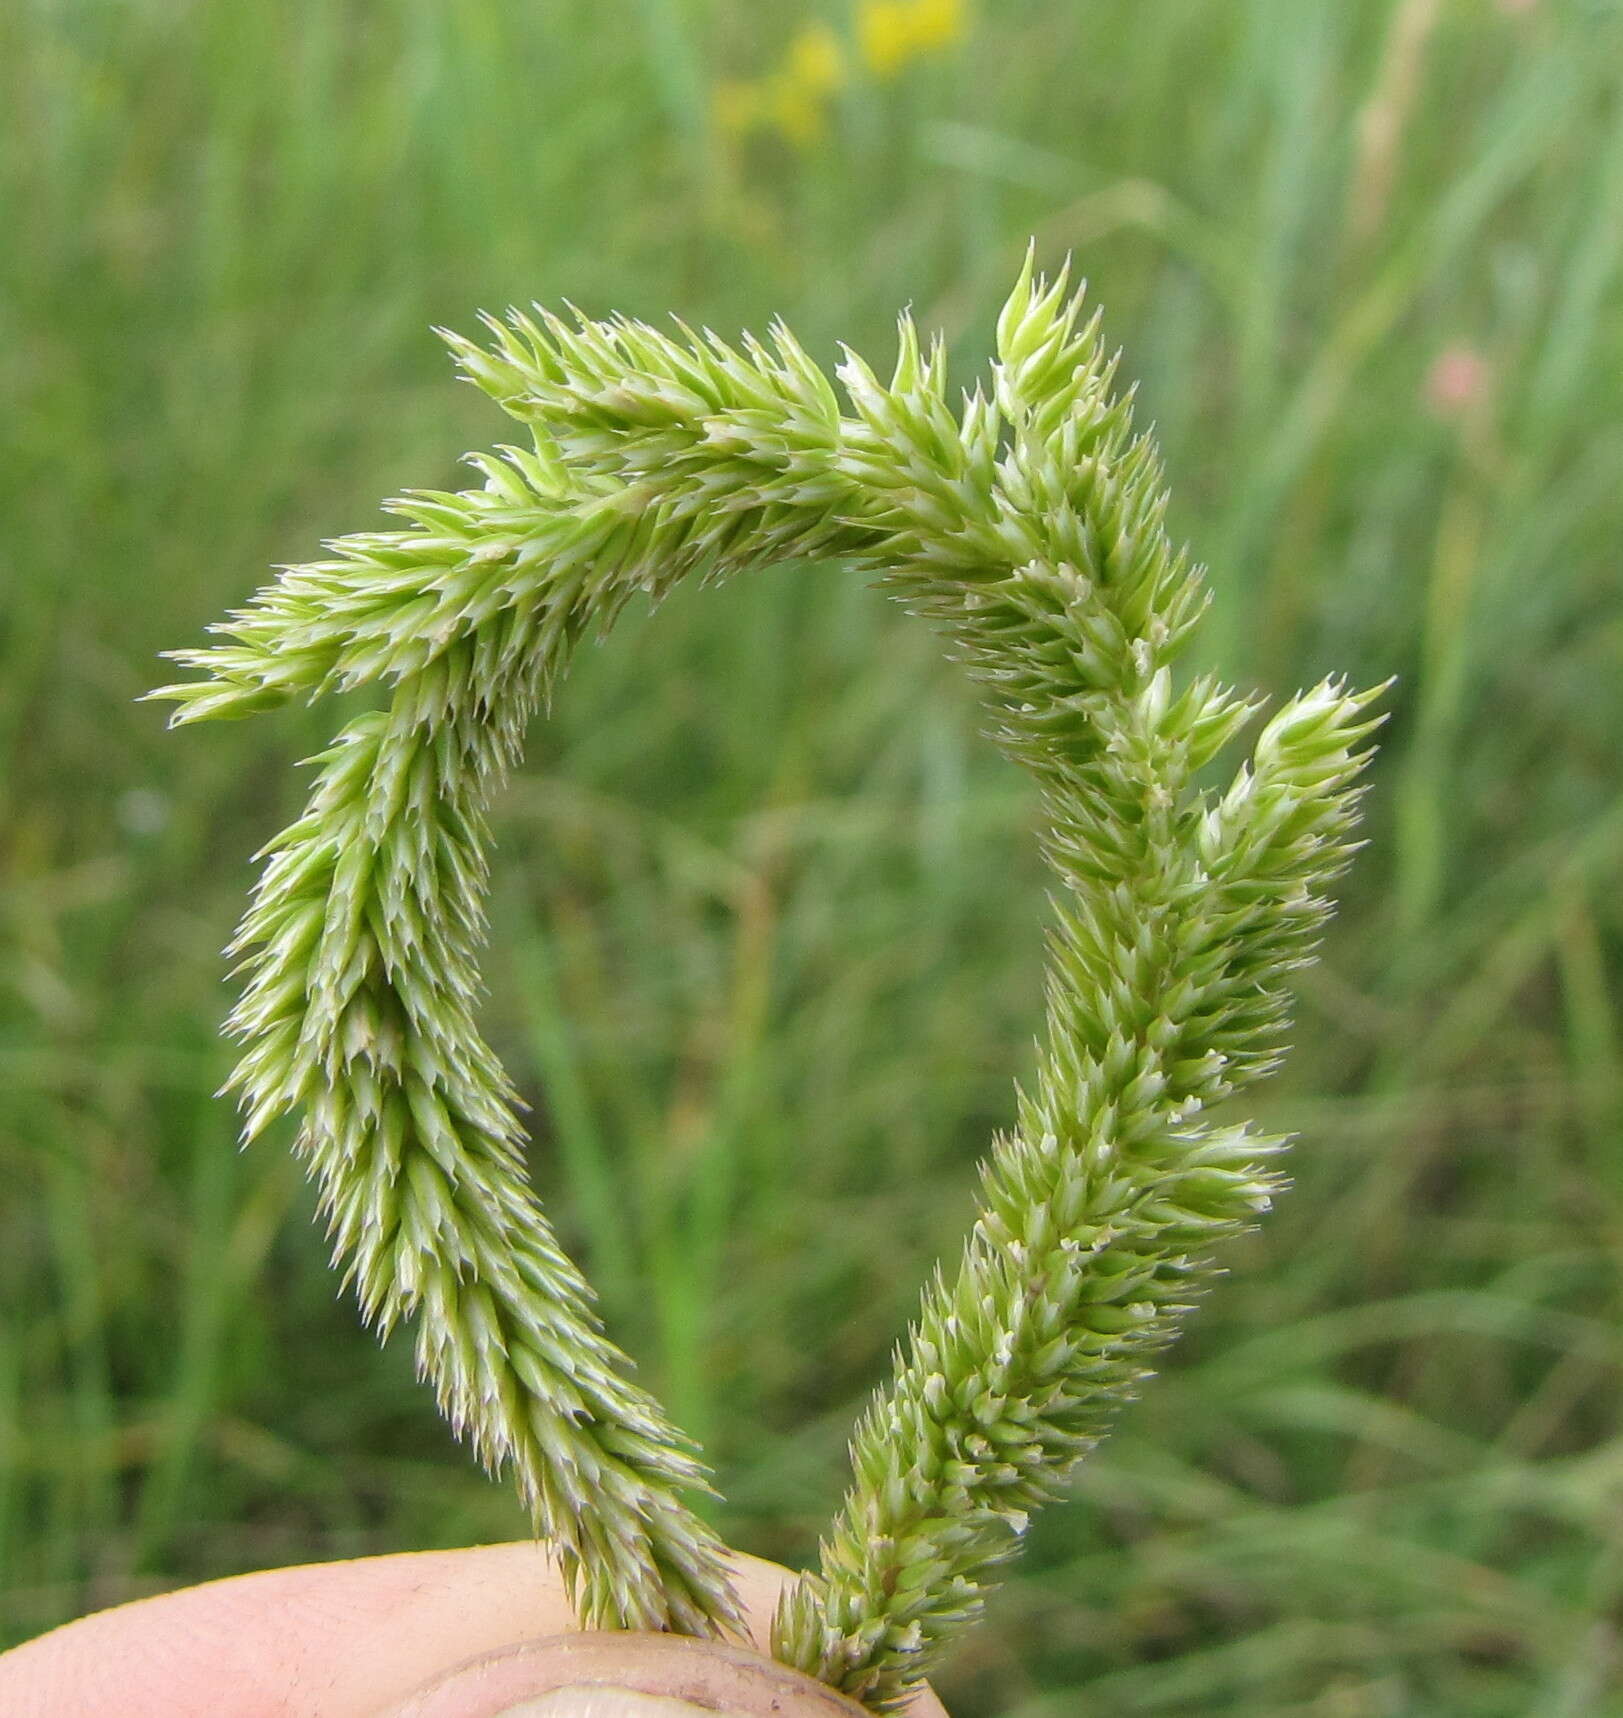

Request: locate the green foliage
(7, 4), (1623, 1715)
(153, 256), (1377, 1704)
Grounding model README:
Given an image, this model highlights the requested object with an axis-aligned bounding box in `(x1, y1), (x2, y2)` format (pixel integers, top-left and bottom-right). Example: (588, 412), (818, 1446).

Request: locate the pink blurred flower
(1424, 344), (1490, 419)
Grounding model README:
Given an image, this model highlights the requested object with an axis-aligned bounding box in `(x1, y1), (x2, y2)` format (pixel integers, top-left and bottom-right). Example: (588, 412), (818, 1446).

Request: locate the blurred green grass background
(3, 0), (1622, 1711)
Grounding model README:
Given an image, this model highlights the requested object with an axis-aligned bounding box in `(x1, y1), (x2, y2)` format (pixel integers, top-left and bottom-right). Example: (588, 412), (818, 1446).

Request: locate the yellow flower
(786, 20), (846, 95)
(858, 0), (965, 79)
(714, 4), (964, 152)
(857, 0), (912, 77)
(714, 21), (848, 146)
(908, 0), (966, 53)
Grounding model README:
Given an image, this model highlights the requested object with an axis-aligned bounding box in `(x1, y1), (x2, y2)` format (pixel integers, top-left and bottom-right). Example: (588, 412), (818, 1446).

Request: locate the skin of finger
(389, 1631), (877, 1718)
(0, 1544), (949, 1718)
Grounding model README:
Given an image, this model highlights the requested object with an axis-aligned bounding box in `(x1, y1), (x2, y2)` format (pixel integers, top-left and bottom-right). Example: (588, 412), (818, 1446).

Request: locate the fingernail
(492, 1692), (724, 1717)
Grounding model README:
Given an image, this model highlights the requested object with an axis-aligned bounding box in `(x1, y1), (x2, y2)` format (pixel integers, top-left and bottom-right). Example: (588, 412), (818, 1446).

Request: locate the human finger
(0, 1543), (948, 1718)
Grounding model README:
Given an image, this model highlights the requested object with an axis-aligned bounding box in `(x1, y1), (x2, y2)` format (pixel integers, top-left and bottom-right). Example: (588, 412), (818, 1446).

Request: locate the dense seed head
(153, 253), (1378, 1702)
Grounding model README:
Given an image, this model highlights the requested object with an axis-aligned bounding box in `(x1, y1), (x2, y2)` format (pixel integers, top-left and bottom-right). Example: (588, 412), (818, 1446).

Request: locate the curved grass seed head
(153, 248), (1381, 1710)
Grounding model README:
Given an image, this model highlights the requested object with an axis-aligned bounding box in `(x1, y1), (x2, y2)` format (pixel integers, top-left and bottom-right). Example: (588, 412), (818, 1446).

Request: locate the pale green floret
(152, 250), (1379, 1707)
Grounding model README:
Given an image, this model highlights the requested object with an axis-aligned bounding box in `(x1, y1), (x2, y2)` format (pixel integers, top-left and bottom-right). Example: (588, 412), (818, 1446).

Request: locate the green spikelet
(153, 250), (1380, 1704)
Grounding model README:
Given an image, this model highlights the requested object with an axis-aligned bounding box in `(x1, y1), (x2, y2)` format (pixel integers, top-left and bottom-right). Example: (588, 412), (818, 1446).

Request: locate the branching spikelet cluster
(154, 252), (1380, 1705)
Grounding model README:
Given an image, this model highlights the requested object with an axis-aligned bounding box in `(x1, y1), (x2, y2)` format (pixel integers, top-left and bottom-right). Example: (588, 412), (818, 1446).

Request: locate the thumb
(385, 1628), (872, 1716)
(0, 1542), (948, 1718)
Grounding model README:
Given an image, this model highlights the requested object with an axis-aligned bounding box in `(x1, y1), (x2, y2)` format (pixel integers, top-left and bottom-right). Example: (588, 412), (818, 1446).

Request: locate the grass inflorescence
(150, 253), (1381, 1701)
